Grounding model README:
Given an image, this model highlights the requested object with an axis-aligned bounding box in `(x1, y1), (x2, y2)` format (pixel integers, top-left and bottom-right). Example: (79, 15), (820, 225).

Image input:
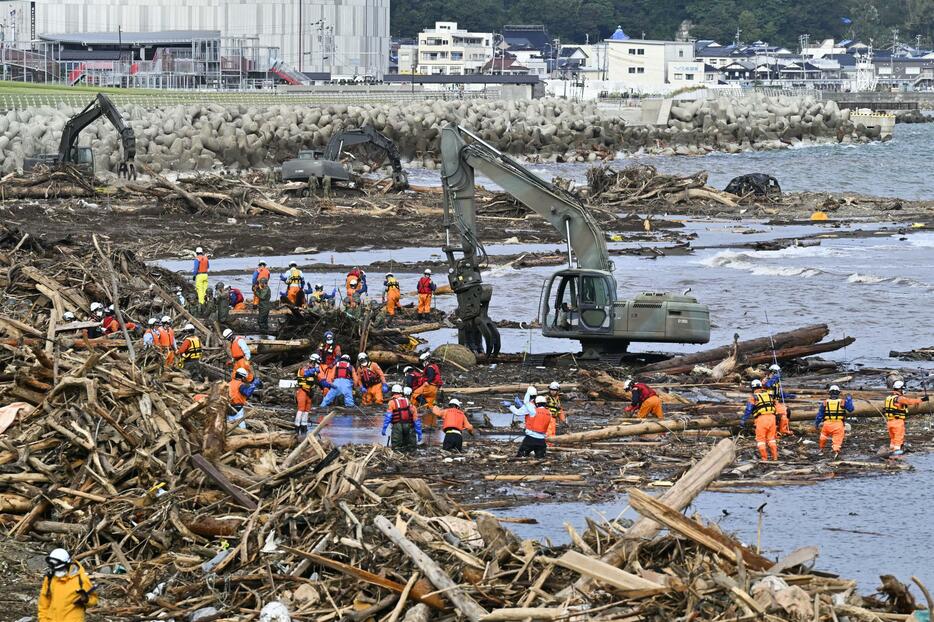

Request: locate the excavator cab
(70, 147), (94, 172)
(542, 269), (616, 336)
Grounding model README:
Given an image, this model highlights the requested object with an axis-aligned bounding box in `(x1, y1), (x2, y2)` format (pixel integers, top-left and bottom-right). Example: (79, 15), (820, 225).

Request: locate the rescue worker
(347, 267), (368, 297)
(416, 268), (436, 320)
(403, 366), (424, 394)
(508, 386), (537, 420)
(38, 548), (98, 622)
(228, 367), (260, 429)
(356, 353), (387, 405)
(412, 351), (443, 408)
(431, 397), (474, 451)
(383, 272), (401, 323)
(764, 363), (795, 436)
(320, 354), (358, 408)
(382, 384), (422, 450)
(192, 246), (210, 305)
(346, 277), (363, 309)
(623, 379), (663, 420)
(228, 287), (246, 311)
(157, 316), (177, 366)
(85, 303), (105, 339)
(316, 331), (341, 368)
(295, 353), (322, 437)
(517, 395), (552, 459)
(308, 283), (335, 308)
(254, 277), (272, 334)
(101, 307), (137, 335)
(741, 379), (779, 461)
(883, 380), (927, 455)
(214, 282), (230, 323)
(545, 381), (567, 437)
(252, 261), (271, 305)
(281, 262), (305, 306)
(142, 318), (159, 349)
(175, 324), (204, 380)
(223, 328), (254, 382)
(175, 287), (187, 308)
(815, 385), (854, 458)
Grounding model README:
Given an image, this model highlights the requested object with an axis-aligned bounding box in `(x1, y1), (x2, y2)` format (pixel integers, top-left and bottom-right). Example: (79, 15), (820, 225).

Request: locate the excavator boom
(323, 125), (408, 190)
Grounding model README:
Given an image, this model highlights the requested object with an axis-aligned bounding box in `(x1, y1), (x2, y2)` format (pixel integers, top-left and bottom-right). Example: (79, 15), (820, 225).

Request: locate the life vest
(385, 277), (400, 291)
(229, 379), (248, 405)
(333, 361), (353, 380)
(632, 382), (657, 404)
(769, 377), (786, 402)
(286, 268), (303, 286)
(318, 343), (337, 365)
(255, 267), (270, 282)
(525, 407), (552, 434)
(417, 276), (433, 294)
(390, 397), (414, 424)
(230, 336), (247, 360)
(180, 336), (202, 361)
(156, 327), (174, 349)
(196, 255), (209, 274)
(297, 365), (317, 391)
(311, 290), (325, 302)
(358, 364), (380, 387)
(751, 390), (776, 417)
(546, 395), (562, 418)
(441, 407), (468, 432)
(407, 370), (426, 390)
(101, 315), (119, 334)
(821, 398), (846, 421)
(424, 362), (443, 386)
(229, 288), (244, 306)
(884, 394), (909, 420)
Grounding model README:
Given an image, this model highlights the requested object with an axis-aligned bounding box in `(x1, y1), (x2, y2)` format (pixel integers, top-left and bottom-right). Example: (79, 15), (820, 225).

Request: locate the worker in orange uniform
(544, 381), (567, 438)
(38, 548), (98, 622)
(228, 367), (260, 429)
(416, 268), (436, 320)
(883, 379), (927, 455)
(175, 324), (204, 380)
(223, 328), (254, 382)
(383, 273), (401, 324)
(742, 379), (779, 461)
(157, 315), (177, 366)
(623, 379), (664, 419)
(814, 385), (854, 458)
(228, 287), (247, 311)
(346, 277), (363, 309)
(295, 353), (323, 437)
(764, 363), (795, 436)
(100, 306), (137, 335)
(317, 331), (341, 368)
(356, 352), (387, 405)
(252, 260), (271, 305)
(431, 397), (474, 451)
(517, 395), (553, 459)
(412, 351), (443, 409)
(281, 262), (305, 306)
(192, 246), (210, 305)
(382, 385), (422, 450)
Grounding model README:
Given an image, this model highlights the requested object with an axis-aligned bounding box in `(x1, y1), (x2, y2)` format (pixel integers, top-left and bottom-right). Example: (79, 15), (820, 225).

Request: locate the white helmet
(340, 354), (351, 362)
(222, 328), (234, 340)
(403, 387), (413, 396)
(419, 352), (431, 362)
(182, 323), (195, 332)
(535, 395), (548, 405)
(161, 315), (171, 324)
(62, 311), (76, 321)
(527, 386), (537, 396)
(829, 385), (841, 394)
(357, 352), (368, 361)
(235, 367), (249, 379)
(90, 302), (103, 312)
(549, 381), (560, 391)
(751, 379), (763, 389)
(148, 318), (157, 326)
(622, 378), (633, 391)
(310, 353), (321, 362)
(391, 384), (403, 394)
(769, 364), (781, 372)
(46, 548), (71, 574)
(448, 398), (462, 407)
(424, 268), (432, 275)
(403, 366), (413, 373)
(289, 261), (298, 268)
(893, 380), (905, 390)
(195, 246), (204, 254)
(386, 272), (394, 277)
(350, 279), (358, 286)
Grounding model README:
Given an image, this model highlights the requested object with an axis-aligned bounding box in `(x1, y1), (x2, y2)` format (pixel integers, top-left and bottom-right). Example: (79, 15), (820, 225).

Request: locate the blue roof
(609, 26), (630, 41)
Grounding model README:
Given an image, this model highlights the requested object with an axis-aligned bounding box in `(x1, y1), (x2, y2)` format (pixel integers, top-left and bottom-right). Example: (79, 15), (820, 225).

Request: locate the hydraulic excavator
(280, 124), (408, 191)
(24, 93), (136, 179)
(440, 124), (711, 359)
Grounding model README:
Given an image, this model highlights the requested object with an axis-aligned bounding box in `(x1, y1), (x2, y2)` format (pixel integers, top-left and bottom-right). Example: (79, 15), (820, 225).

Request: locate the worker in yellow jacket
(38, 548), (98, 622)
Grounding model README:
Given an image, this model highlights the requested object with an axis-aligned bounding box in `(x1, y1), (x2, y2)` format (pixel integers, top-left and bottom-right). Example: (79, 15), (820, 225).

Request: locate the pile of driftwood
(0, 165), (96, 199)
(586, 164), (740, 209)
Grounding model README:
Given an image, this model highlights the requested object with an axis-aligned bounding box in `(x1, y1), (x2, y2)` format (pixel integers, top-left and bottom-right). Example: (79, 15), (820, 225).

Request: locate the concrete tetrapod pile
(0, 94), (873, 174)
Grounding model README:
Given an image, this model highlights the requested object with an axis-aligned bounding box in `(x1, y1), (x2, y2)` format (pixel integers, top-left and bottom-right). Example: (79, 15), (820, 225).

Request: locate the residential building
(502, 25), (551, 56)
(482, 54), (531, 76)
(397, 44), (418, 74)
(556, 44), (608, 77)
(605, 34), (696, 90)
(416, 21), (492, 76)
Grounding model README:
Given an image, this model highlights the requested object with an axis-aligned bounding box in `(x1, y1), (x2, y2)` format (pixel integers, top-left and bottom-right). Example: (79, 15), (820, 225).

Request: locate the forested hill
(390, 0), (934, 49)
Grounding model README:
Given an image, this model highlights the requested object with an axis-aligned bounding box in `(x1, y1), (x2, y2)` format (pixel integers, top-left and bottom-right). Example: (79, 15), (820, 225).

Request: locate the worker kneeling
(815, 385), (854, 457)
(517, 395), (553, 459)
(39, 548), (98, 622)
(382, 385), (422, 450)
(432, 397), (474, 451)
(623, 379), (663, 420)
(742, 379), (778, 461)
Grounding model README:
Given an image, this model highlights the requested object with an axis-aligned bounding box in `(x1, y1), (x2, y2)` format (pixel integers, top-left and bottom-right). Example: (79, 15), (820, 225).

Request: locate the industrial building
(0, 0), (390, 80)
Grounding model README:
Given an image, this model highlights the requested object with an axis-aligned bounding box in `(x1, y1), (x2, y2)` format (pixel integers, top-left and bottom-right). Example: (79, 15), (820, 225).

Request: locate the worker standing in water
(814, 385), (854, 458)
(623, 379), (664, 420)
(382, 384), (422, 450)
(431, 397), (474, 451)
(38, 548), (98, 622)
(416, 269), (436, 320)
(764, 363), (794, 436)
(517, 395), (553, 459)
(544, 381), (566, 438)
(883, 380), (927, 455)
(742, 379), (779, 461)
(294, 354), (322, 437)
(192, 247), (210, 305)
(383, 273), (401, 323)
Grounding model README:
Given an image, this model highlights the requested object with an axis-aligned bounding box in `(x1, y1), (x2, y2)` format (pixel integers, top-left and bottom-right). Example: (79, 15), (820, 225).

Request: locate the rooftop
(40, 30), (220, 46)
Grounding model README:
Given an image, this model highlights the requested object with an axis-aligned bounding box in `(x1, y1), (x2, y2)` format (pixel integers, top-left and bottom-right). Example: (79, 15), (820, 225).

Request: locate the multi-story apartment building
(416, 21), (492, 75)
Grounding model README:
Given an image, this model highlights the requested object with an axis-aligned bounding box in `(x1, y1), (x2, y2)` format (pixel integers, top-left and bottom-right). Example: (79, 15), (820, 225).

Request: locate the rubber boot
(294, 425), (302, 438)
(300, 425), (308, 437)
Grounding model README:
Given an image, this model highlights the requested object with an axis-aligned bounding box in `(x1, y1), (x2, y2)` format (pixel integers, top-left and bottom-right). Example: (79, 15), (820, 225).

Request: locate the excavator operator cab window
(551, 275), (579, 330)
(546, 272), (612, 333)
(578, 275), (611, 330)
(72, 147), (93, 165)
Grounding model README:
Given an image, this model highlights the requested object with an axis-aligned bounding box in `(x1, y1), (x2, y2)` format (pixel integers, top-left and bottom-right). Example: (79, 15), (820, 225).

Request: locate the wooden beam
(190, 453), (258, 510)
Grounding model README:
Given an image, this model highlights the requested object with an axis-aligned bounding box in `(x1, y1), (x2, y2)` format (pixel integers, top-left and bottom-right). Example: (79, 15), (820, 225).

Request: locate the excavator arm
(440, 124), (614, 355)
(323, 125), (408, 189)
(58, 93), (136, 178)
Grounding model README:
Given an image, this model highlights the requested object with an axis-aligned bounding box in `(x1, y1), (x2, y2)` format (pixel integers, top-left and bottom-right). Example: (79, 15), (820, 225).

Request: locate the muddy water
(490, 451), (934, 593)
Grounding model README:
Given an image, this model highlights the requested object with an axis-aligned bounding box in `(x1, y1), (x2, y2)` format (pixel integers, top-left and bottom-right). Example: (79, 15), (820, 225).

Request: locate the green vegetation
(391, 0), (934, 50)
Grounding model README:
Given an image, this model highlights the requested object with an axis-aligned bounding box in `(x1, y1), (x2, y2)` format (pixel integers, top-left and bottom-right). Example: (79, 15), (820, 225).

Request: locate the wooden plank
(483, 474), (583, 482)
(190, 453), (258, 510)
(547, 550), (666, 595)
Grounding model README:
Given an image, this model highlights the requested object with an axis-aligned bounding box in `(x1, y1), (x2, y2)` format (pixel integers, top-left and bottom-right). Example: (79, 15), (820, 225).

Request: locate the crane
(24, 93), (136, 179)
(440, 124), (710, 359)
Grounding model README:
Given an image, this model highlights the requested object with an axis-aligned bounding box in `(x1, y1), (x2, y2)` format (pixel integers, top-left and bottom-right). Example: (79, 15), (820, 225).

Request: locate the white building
(1, 0), (390, 79)
(557, 43), (608, 76)
(416, 21), (492, 75)
(397, 44), (418, 74)
(606, 38), (697, 91)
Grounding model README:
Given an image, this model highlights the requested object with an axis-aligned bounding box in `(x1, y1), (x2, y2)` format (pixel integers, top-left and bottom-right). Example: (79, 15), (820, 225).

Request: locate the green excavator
(440, 124), (711, 359)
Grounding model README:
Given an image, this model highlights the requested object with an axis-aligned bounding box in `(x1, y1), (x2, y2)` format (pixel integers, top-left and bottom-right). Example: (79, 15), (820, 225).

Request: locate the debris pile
(586, 164), (740, 210)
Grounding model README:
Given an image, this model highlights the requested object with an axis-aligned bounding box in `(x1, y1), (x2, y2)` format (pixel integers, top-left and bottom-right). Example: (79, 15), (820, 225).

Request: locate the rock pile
(2, 95), (874, 174)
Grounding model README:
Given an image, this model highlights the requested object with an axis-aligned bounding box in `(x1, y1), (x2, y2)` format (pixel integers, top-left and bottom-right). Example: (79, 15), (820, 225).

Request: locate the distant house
(502, 24), (550, 54)
(482, 53), (531, 75)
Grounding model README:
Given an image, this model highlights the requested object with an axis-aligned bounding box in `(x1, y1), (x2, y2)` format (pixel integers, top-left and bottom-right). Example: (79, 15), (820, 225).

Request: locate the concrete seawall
(2, 95), (877, 174)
